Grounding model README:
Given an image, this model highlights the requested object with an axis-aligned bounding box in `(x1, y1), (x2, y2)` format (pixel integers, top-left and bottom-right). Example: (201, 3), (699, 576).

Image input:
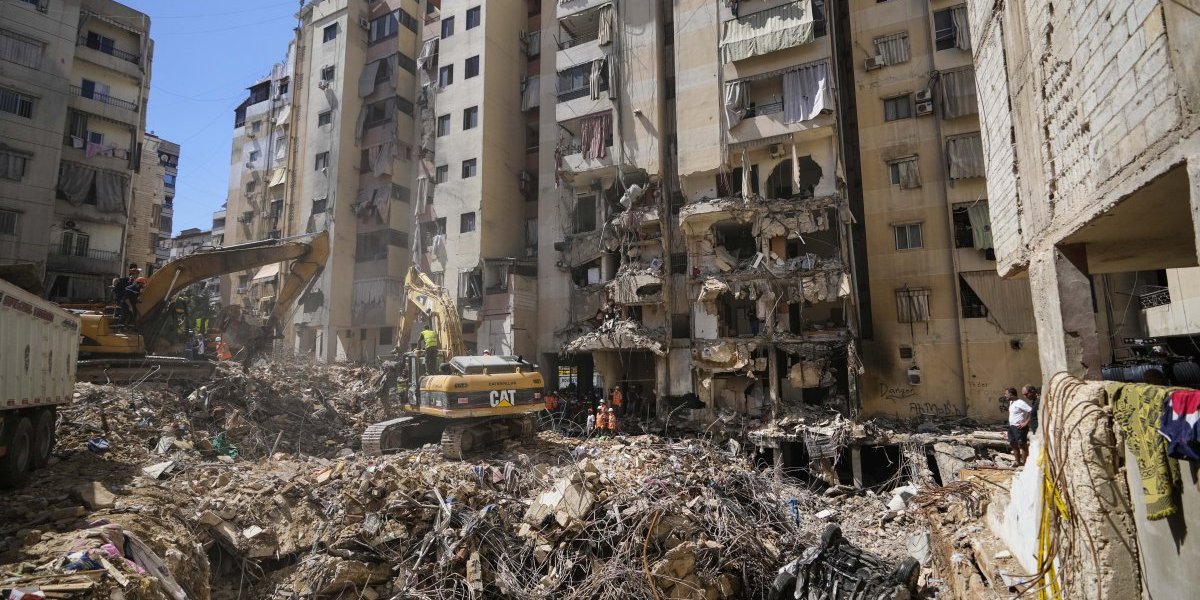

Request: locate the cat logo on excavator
(489, 389), (517, 407)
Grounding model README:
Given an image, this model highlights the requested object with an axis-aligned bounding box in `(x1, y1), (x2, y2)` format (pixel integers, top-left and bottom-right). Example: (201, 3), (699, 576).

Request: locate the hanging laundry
(1162, 389), (1200, 461)
(1109, 382), (1181, 520)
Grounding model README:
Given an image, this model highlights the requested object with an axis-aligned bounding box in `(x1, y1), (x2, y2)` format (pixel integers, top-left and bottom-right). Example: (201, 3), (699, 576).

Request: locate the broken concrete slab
(74, 482), (116, 510)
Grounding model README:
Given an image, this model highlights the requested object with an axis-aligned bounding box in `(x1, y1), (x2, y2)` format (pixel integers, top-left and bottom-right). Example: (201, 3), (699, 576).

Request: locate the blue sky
(119, 0), (300, 235)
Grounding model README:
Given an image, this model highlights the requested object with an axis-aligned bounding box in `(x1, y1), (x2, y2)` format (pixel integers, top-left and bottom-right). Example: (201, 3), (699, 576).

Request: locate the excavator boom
(396, 267), (465, 356)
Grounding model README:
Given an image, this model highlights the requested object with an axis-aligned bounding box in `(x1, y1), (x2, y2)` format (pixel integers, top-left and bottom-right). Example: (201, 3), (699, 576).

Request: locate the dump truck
(0, 276), (80, 487)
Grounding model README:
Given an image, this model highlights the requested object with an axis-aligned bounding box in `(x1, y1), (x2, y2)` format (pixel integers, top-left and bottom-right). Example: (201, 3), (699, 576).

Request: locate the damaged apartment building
(533, 0), (1043, 428)
(220, 0), (425, 362)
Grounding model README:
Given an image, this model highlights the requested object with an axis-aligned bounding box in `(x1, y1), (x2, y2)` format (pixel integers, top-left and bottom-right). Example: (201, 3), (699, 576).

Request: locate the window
(60, 230), (90, 257)
(670, 253), (687, 275)
(269, 199), (283, 217)
(17, 0), (48, 12)
(466, 6), (481, 29)
(463, 106), (478, 129)
(374, 58), (391, 84)
(461, 158), (477, 179)
(321, 65), (335, 82)
(0, 28), (43, 69)
(0, 209), (17, 235)
(441, 16), (455, 39)
(895, 288), (931, 323)
(364, 98), (393, 129)
(0, 86), (34, 118)
(248, 150), (260, 163)
(278, 79), (288, 95)
(318, 110), (332, 126)
(80, 76), (110, 101)
(883, 95), (913, 121)
(163, 173), (176, 188)
(952, 205), (974, 249)
(251, 120), (262, 133)
(360, 148), (371, 171)
(245, 181), (257, 195)
(396, 52), (417, 73)
(933, 7), (968, 51)
(894, 223), (923, 250)
(438, 65), (453, 87)
(398, 8), (419, 32)
(435, 165), (449, 183)
(0, 149), (28, 181)
(368, 11), (400, 45)
(465, 55), (480, 79)
(437, 114), (451, 136)
(873, 32), (909, 65)
(671, 314), (690, 339)
(898, 345), (914, 360)
(460, 211), (476, 233)
(887, 157), (920, 189)
(355, 231), (389, 262)
(960, 276), (988, 319)
(813, 0), (828, 38)
(323, 23), (338, 43)
(391, 183), (410, 203)
(575, 195), (596, 232)
(315, 152), (329, 170)
(312, 198), (327, 214)
(379, 327), (395, 346)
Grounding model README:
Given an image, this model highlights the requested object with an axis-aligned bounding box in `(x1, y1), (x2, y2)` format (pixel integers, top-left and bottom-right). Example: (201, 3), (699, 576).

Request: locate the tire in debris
(821, 523), (843, 547)
(31, 407), (55, 468)
(0, 416), (35, 488)
(892, 557), (921, 591)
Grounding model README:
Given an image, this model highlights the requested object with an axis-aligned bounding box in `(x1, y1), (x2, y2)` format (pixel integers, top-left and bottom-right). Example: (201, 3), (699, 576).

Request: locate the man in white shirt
(1007, 387), (1034, 466)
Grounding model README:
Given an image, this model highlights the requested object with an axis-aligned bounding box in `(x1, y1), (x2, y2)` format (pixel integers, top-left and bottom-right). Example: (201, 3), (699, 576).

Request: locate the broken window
(575, 194), (597, 233)
(766, 160), (794, 199)
(671, 314), (690, 339)
(572, 258), (601, 287)
(952, 205), (974, 248)
(718, 294), (760, 337)
(713, 220), (757, 262)
(959, 275), (988, 319)
(895, 288), (930, 323)
(730, 164), (759, 196)
(460, 268), (482, 301)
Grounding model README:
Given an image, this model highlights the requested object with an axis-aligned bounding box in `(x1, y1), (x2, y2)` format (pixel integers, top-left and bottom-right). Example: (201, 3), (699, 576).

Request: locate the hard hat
(607, 408), (614, 412)
(135, 277), (147, 284)
(215, 337), (222, 342)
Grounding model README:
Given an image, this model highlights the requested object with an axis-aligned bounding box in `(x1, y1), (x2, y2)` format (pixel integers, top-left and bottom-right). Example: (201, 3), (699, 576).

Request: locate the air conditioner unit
(907, 366), (922, 386)
(359, 17), (370, 30)
(864, 55), (886, 71)
(915, 101), (934, 116)
(914, 89), (933, 103)
(768, 144), (785, 159)
(245, 161), (255, 169)
(317, 79), (330, 90)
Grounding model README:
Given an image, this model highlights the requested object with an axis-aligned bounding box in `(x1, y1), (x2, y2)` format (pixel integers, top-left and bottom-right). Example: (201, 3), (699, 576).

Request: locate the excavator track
(76, 356), (217, 385)
(440, 414), (540, 460)
(361, 414), (446, 455)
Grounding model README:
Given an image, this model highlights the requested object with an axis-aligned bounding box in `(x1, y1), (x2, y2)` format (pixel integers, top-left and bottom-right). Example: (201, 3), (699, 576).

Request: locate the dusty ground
(1, 360), (934, 599)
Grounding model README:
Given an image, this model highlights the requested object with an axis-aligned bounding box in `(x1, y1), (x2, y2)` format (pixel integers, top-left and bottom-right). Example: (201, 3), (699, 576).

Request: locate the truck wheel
(32, 408), (56, 468)
(0, 416), (34, 488)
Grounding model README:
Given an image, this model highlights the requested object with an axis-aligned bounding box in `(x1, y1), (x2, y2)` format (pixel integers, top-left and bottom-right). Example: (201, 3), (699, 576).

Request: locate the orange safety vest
(606, 412), (618, 431)
(611, 389), (623, 406)
(216, 341), (232, 361)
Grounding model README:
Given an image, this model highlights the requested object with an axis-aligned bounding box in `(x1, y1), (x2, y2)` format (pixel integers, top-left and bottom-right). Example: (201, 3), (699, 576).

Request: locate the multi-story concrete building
(220, 0), (425, 362)
(164, 227), (211, 261)
(0, 0), (152, 302)
(846, 0), (1040, 421)
(412, 0), (539, 356)
(970, 0), (1200, 385)
(128, 132), (178, 272)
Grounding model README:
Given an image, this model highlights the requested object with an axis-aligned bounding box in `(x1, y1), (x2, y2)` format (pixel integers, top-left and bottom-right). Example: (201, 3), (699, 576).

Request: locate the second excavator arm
(136, 231), (330, 354)
(397, 267), (465, 357)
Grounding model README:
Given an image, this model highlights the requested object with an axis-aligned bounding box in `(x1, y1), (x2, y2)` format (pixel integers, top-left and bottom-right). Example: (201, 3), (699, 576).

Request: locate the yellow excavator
(74, 231), (330, 383)
(361, 267), (545, 459)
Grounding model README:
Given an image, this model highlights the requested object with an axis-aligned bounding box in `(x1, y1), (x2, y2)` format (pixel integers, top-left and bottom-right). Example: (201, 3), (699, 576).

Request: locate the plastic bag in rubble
(62, 550), (103, 572)
(87, 438), (110, 453)
(210, 432), (239, 459)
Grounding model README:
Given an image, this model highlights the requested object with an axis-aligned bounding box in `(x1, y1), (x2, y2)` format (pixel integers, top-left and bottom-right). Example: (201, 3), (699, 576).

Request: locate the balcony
(46, 247), (121, 276)
(77, 34), (140, 64)
(60, 137), (133, 171)
(69, 86), (139, 125)
(720, 0), (826, 63)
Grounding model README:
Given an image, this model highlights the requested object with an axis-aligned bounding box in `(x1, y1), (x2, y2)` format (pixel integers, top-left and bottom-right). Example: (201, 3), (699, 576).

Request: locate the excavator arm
(397, 267), (465, 357)
(136, 231), (330, 353)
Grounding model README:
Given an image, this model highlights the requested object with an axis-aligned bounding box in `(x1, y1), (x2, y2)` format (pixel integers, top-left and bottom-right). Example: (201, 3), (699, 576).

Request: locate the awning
(275, 104), (291, 127)
(268, 168), (287, 187)
(253, 264), (280, 282)
(961, 271), (1036, 334)
(720, 0), (815, 63)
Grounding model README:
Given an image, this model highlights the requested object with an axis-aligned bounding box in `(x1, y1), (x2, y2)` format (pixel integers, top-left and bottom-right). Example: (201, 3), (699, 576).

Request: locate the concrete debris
(562, 318), (667, 355)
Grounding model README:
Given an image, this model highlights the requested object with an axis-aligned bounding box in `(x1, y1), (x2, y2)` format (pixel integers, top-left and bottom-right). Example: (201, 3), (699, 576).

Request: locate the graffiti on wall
(907, 401), (965, 418)
(878, 382), (917, 402)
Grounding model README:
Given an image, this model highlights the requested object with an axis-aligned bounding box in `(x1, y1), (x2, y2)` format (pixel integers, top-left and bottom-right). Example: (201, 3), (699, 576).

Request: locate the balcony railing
(70, 85), (138, 111)
(77, 35), (141, 65)
(1139, 286), (1172, 309)
(46, 247), (121, 275)
(558, 31), (598, 50)
(745, 100), (784, 118)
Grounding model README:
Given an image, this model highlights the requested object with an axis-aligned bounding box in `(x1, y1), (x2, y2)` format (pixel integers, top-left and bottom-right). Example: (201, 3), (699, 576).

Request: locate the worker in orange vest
(611, 385), (623, 416)
(215, 337), (232, 361)
(606, 407), (618, 435)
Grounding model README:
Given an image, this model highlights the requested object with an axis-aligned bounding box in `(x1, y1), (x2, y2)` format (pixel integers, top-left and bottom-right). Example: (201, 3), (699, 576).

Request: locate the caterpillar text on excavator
(73, 231), (330, 383)
(362, 267), (545, 459)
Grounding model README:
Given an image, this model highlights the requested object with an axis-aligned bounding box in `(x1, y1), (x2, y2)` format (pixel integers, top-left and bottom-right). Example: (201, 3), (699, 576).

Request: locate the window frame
(466, 6), (481, 29)
(315, 151), (330, 171)
(323, 23), (338, 43)
(441, 16), (455, 39)
(465, 55), (480, 78)
(893, 222), (924, 250)
(435, 165), (449, 183)
(461, 158), (477, 179)
(321, 65), (336, 82)
(0, 208), (18, 235)
(438, 65), (454, 88)
(368, 11), (400, 45)
(318, 110), (332, 126)
(0, 149), (28, 181)
(436, 114), (451, 136)
(460, 211), (477, 233)
(463, 106), (478, 130)
(883, 94), (914, 121)
(0, 86), (35, 119)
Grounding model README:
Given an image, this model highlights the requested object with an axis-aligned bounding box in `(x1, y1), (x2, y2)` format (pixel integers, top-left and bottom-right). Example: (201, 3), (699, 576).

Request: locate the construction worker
(121, 276), (147, 325)
(112, 263), (140, 323)
(611, 385), (623, 416)
(420, 324), (439, 374)
(585, 408), (596, 437)
(606, 407), (618, 435)
(215, 337), (232, 361)
(544, 390), (560, 413)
